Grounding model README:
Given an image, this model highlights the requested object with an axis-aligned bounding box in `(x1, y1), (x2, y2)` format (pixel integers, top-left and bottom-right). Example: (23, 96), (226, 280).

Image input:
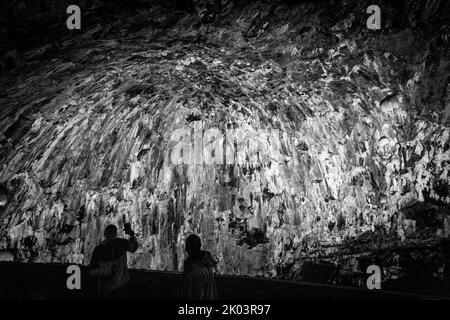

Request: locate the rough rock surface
(0, 0), (449, 291)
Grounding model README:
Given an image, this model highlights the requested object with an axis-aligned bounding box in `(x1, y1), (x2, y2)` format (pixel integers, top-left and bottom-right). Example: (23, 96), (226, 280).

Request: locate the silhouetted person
(89, 224), (138, 299)
(180, 234), (218, 300)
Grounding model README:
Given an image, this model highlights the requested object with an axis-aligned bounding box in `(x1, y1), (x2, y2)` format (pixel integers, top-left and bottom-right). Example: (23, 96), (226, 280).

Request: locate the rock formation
(0, 0), (449, 290)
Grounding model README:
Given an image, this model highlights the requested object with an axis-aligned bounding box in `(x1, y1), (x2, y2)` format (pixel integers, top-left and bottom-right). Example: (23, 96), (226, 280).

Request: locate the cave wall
(0, 0), (449, 285)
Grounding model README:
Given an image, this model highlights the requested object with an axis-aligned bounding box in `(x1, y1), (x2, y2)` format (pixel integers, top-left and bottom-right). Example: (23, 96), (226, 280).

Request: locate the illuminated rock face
(0, 0), (449, 285)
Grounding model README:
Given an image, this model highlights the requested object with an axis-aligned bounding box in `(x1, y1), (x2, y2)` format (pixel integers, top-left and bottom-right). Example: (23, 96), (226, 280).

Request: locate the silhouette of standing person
(89, 223), (138, 299)
(180, 234), (218, 300)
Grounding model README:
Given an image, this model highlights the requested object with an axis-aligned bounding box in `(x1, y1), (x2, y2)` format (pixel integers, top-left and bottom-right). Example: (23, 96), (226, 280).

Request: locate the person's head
(104, 224), (118, 241)
(185, 234), (201, 257)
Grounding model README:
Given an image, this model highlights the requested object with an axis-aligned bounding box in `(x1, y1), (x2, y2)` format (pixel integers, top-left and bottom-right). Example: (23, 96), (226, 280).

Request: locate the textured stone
(0, 0), (449, 289)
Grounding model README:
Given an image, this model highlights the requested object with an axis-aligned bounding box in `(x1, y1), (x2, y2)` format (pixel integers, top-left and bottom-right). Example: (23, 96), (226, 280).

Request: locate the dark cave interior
(0, 0), (449, 299)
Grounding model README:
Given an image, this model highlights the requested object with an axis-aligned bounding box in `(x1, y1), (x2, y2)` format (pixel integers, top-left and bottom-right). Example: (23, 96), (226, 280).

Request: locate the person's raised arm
(124, 223), (138, 253)
(128, 232), (138, 253)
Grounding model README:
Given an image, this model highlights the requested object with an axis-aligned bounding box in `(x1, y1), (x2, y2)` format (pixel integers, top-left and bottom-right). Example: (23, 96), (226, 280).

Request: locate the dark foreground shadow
(0, 262), (448, 300)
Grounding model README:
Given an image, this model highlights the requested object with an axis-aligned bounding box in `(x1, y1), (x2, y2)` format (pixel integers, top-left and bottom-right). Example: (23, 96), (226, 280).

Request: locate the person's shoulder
(114, 237), (131, 250)
(200, 251), (217, 268)
(115, 237), (130, 245)
(90, 242), (107, 260)
(92, 242), (105, 252)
